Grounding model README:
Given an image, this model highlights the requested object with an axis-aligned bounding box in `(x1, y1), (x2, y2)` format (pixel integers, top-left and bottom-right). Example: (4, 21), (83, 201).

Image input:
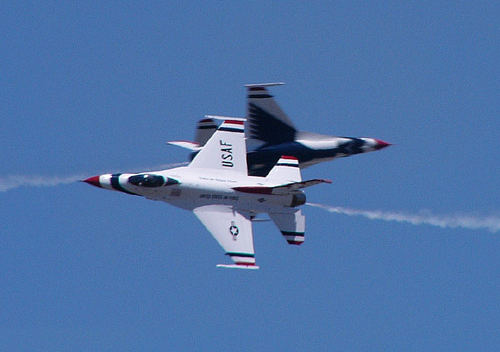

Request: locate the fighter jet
(84, 119), (331, 269)
(168, 83), (390, 176)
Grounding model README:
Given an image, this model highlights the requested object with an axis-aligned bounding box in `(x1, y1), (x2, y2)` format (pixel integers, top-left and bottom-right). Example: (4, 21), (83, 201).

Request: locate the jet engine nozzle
(290, 191), (306, 207)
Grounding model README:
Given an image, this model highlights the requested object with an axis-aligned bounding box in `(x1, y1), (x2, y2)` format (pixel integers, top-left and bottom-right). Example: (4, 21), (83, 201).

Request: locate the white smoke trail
(0, 162), (189, 193)
(0, 174), (85, 192)
(307, 203), (500, 233)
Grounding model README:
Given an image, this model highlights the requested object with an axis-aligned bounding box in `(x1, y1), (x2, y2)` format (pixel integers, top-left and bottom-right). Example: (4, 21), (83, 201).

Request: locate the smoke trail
(0, 162), (189, 193)
(0, 174), (85, 192)
(307, 203), (500, 233)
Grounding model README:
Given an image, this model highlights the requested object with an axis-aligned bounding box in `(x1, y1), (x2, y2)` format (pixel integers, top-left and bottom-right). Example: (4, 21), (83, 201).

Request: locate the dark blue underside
(247, 139), (366, 176)
(188, 139), (367, 177)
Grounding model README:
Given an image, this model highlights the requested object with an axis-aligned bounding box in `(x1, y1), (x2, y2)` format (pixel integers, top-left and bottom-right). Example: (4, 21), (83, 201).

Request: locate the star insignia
(229, 225), (239, 236)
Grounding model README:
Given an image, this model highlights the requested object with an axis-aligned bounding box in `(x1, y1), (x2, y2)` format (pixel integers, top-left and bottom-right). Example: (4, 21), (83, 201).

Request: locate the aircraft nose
(82, 175), (102, 188)
(374, 139), (392, 150)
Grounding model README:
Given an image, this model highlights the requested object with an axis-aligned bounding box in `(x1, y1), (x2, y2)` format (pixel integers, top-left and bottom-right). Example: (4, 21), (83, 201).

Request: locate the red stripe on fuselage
(232, 186), (273, 195)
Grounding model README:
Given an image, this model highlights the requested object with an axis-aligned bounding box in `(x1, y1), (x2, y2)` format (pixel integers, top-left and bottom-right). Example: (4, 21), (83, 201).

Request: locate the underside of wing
(193, 205), (258, 269)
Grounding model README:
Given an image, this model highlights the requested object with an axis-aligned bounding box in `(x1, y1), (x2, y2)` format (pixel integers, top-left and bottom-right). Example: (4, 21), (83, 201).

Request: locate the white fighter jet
(84, 119), (331, 269)
(168, 83), (391, 176)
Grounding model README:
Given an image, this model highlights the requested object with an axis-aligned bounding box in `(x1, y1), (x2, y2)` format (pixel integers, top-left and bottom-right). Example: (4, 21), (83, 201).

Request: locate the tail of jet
(194, 118), (217, 147)
(233, 155), (331, 195)
(266, 155), (301, 183)
(245, 83), (297, 146)
(265, 156), (314, 246)
(269, 210), (306, 245)
(188, 118), (248, 174)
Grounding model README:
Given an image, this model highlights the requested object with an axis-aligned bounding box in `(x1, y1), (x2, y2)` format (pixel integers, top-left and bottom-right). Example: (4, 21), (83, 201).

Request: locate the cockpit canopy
(128, 174), (166, 188)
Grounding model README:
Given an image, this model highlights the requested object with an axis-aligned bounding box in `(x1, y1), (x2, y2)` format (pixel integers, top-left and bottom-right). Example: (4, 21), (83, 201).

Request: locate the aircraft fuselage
(247, 135), (390, 176)
(85, 167), (304, 214)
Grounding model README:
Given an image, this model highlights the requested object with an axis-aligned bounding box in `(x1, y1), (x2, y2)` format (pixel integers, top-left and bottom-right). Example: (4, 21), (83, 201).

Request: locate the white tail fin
(246, 84), (297, 145)
(266, 155), (301, 182)
(188, 119), (248, 174)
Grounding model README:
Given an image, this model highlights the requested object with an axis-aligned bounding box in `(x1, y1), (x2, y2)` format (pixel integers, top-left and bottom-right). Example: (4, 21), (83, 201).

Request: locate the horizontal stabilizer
(167, 140), (201, 151)
(274, 178), (332, 194)
(233, 178), (332, 195)
(216, 264), (260, 270)
(270, 210), (306, 245)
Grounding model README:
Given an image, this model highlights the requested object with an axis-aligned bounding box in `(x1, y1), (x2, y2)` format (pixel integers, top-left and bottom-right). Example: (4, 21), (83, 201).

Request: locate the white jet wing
(193, 205), (258, 269)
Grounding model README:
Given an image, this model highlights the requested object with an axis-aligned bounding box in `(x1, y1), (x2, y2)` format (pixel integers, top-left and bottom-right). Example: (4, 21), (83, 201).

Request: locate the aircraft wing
(271, 178), (332, 194)
(193, 205), (258, 269)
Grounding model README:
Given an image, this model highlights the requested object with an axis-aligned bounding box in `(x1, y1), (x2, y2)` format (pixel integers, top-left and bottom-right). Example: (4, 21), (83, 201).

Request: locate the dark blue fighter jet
(168, 83), (390, 176)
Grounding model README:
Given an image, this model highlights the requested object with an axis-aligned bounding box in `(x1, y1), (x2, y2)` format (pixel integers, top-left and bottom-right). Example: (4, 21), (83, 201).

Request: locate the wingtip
(244, 82), (285, 88)
(216, 264), (260, 270)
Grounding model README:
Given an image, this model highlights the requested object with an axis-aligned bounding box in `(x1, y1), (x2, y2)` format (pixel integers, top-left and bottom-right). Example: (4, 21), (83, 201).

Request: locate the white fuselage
(97, 166), (300, 214)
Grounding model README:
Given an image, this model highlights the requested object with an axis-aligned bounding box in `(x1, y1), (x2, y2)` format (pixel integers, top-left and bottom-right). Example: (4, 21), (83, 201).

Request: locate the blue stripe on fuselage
(111, 174), (139, 196)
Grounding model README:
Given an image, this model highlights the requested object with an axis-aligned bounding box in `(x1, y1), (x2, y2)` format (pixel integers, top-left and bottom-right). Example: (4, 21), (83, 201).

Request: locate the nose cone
(374, 139), (392, 150)
(83, 175), (102, 188)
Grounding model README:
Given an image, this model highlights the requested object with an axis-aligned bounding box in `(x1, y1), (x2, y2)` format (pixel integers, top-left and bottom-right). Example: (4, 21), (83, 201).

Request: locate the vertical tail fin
(245, 83), (297, 145)
(266, 155), (302, 183)
(188, 119), (248, 174)
(194, 118), (217, 147)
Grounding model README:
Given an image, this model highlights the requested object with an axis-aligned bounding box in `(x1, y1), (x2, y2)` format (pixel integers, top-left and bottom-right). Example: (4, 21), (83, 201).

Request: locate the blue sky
(2, 2), (500, 351)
